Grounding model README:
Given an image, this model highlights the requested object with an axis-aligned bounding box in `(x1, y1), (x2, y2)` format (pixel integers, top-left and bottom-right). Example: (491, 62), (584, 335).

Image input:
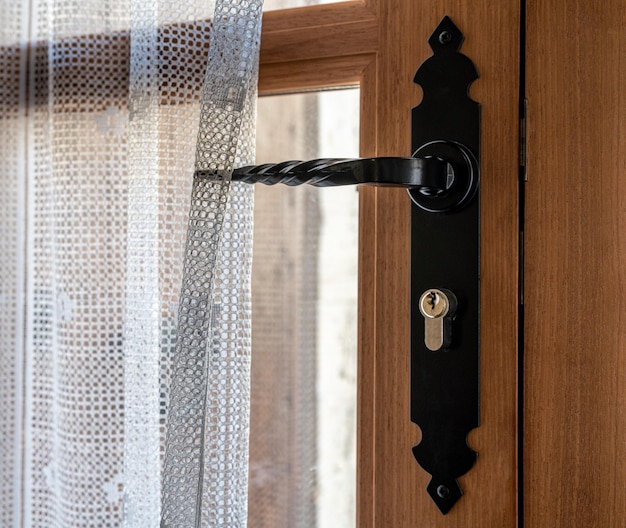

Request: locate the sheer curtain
(0, 0), (262, 526)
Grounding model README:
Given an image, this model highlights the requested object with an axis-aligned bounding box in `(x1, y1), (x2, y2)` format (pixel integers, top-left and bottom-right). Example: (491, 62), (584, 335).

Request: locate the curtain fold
(160, 1), (261, 524)
(0, 0), (262, 525)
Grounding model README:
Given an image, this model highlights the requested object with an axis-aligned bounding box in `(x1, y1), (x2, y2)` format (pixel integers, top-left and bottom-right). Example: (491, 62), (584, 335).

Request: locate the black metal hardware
(226, 150), (478, 207)
(227, 157), (451, 190)
(410, 16), (479, 514)
(219, 16), (480, 515)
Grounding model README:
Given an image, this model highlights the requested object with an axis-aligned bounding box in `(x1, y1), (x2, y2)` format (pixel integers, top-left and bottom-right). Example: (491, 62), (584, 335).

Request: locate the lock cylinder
(418, 288), (457, 351)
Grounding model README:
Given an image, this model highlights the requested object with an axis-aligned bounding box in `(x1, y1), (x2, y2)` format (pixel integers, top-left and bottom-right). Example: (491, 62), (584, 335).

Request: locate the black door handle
(205, 16), (481, 515)
(210, 137), (478, 214)
(229, 156), (451, 191)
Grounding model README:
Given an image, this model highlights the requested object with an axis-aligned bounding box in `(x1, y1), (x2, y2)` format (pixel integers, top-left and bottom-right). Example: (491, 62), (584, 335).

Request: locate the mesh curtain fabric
(0, 0), (262, 526)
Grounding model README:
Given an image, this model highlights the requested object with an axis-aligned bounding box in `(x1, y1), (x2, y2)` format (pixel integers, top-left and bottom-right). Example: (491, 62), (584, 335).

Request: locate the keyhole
(427, 291), (438, 311)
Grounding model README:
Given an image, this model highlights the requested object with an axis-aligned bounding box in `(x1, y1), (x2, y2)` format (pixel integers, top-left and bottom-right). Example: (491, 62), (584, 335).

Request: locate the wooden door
(354, 3), (520, 527)
(524, 0), (626, 525)
(260, 1), (521, 526)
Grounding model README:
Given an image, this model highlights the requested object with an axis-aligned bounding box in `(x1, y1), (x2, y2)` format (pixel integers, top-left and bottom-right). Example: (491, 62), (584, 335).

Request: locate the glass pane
(249, 88), (359, 528)
(263, 0), (346, 11)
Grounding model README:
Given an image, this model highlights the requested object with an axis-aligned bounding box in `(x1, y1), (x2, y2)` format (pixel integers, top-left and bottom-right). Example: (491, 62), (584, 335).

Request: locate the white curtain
(0, 0), (262, 526)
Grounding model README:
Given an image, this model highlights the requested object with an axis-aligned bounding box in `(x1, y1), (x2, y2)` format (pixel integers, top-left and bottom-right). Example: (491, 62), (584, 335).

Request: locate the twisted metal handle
(197, 157), (453, 192)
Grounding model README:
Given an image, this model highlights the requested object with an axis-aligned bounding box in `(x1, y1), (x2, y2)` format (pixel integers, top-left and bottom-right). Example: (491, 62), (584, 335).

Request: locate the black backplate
(409, 16), (480, 515)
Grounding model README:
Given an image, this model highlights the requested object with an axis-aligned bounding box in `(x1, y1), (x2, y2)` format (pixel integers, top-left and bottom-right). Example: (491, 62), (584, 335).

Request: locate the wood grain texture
(260, 2), (377, 64)
(525, 1), (626, 525)
(356, 0), (520, 526)
(258, 2), (377, 94)
(356, 54), (378, 528)
(259, 54), (372, 95)
(260, 1), (375, 33)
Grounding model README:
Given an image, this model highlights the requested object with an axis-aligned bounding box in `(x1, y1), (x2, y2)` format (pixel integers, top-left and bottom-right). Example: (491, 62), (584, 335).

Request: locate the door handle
(230, 157), (452, 191)
(226, 144), (477, 214)
(209, 16), (480, 515)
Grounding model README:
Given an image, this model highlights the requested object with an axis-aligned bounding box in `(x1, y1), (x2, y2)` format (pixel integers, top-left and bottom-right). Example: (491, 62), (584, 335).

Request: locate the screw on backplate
(436, 485), (450, 499)
(438, 31), (453, 45)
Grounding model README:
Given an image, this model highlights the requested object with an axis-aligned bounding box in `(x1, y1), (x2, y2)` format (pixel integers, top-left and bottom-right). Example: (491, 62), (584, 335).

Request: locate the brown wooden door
(524, 0), (626, 526)
(354, 3), (520, 527)
(262, 0), (626, 526)
(260, 1), (520, 526)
